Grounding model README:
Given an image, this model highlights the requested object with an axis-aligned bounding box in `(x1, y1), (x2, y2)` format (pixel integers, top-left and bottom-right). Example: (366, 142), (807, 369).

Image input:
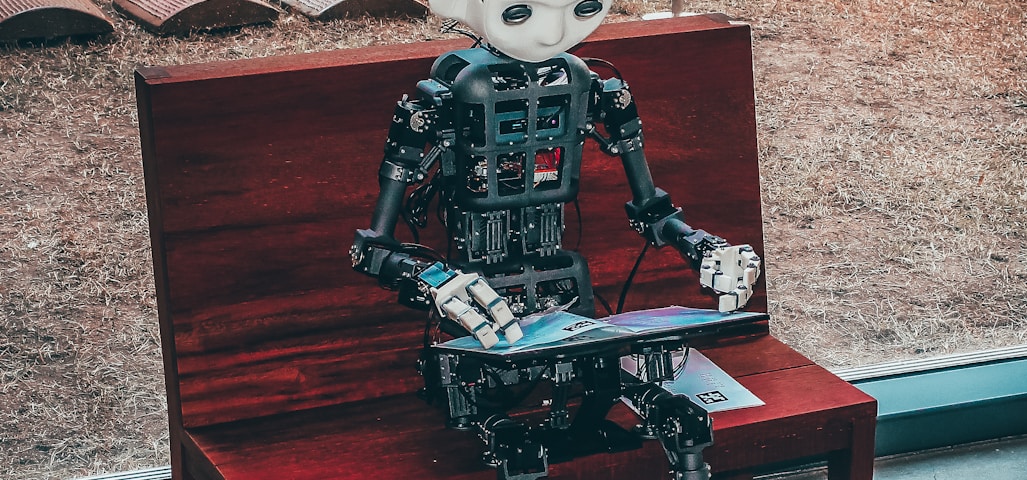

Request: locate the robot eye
(502, 4), (532, 24)
(573, 0), (603, 17)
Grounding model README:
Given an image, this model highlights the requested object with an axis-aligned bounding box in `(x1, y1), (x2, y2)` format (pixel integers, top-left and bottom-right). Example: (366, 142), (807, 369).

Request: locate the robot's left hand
(699, 245), (761, 312)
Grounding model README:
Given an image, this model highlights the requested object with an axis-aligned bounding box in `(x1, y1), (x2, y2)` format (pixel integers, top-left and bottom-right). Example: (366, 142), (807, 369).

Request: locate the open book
(434, 306), (767, 357)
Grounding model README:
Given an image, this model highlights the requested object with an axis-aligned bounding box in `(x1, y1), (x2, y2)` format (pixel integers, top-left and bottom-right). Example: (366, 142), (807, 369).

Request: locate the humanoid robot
(350, 1), (762, 478)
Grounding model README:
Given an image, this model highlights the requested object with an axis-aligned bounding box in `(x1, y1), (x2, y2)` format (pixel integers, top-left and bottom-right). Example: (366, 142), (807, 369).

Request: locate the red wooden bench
(136, 14), (876, 480)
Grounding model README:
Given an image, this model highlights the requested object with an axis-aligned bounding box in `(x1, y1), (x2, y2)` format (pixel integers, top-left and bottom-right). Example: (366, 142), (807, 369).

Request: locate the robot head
(429, 0), (613, 63)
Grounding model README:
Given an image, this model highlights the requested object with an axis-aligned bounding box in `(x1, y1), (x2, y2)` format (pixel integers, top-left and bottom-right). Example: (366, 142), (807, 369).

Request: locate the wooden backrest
(136, 14), (767, 430)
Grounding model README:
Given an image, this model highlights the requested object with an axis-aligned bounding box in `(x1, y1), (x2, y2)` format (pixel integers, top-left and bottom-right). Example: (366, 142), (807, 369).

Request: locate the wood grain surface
(136, 15), (877, 480)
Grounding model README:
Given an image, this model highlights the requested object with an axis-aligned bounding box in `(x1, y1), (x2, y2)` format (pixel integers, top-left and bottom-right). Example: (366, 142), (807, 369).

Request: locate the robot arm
(350, 84), (521, 348)
(587, 75), (761, 312)
(350, 90), (444, 306)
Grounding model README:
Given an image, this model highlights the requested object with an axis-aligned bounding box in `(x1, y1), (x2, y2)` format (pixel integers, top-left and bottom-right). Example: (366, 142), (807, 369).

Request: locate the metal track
(74, 466), (171, 480)
(834, 344), (1027, 382)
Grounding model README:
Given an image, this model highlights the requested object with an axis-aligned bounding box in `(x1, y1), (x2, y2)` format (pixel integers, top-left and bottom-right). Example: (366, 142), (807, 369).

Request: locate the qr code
(696, 391), (729, 405)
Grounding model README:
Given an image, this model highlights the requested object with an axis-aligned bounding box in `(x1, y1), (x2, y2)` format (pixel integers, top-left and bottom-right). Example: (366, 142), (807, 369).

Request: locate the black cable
(402, 169), (443, 243)
(397, 242), (446, 264)
(433, 182), (455, 264)
(581, 57), (623, 80)
(570, 199), (583, 252)
(594, 291), (613, 316)
(409, 183), (433, 226)
(442, 20), (482, 48)
(401, 213), (420, 244)
(616, 241), (650, 314)
(673, 347), (691, 377)
(422, 308), (441, 350)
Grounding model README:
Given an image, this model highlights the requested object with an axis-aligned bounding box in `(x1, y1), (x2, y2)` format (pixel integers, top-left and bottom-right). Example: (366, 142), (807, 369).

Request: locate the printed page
(621, 349), (764, 413)
(437, 310), (617, 353)
(604, 306), (764, 333)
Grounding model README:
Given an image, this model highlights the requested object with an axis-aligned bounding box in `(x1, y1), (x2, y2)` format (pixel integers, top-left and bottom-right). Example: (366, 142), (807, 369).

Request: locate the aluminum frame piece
(279, 0), (426, 20)
(852, 352), (1027, 457)
(112, 0), (278, 35)
(0, 0), (112, 41)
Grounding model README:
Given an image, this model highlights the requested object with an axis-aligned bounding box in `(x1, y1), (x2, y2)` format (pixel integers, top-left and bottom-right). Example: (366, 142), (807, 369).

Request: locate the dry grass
(1, 0), (1024, 478)
(744, 0), (1027, 365)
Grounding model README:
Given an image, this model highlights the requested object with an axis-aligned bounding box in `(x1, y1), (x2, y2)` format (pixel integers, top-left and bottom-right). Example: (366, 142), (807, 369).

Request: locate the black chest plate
(415, 49), (598, 317)
(430, 48), (592, 212)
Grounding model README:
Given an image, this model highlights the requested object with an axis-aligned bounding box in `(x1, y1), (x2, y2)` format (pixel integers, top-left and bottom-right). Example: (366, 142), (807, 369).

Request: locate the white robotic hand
(418, 263), (522, 349)
(699, 245), (761, 313)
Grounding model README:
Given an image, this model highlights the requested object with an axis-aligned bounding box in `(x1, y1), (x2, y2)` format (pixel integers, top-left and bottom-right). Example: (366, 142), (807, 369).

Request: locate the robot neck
(481, 43), (565, 67)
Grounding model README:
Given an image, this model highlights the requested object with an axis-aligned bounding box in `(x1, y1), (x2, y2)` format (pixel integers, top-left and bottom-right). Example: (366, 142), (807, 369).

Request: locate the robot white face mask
(429, 0), (613, 63)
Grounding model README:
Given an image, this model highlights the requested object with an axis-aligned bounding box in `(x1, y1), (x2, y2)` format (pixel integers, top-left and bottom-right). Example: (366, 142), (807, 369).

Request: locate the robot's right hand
(417, 263), (522, 349)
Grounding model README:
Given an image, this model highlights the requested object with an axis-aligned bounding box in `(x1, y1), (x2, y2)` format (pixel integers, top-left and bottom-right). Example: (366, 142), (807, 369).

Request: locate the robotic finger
(699, 245), (761, 312)
(466, 278), (523, 343)
(440, 297), (501, 349)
